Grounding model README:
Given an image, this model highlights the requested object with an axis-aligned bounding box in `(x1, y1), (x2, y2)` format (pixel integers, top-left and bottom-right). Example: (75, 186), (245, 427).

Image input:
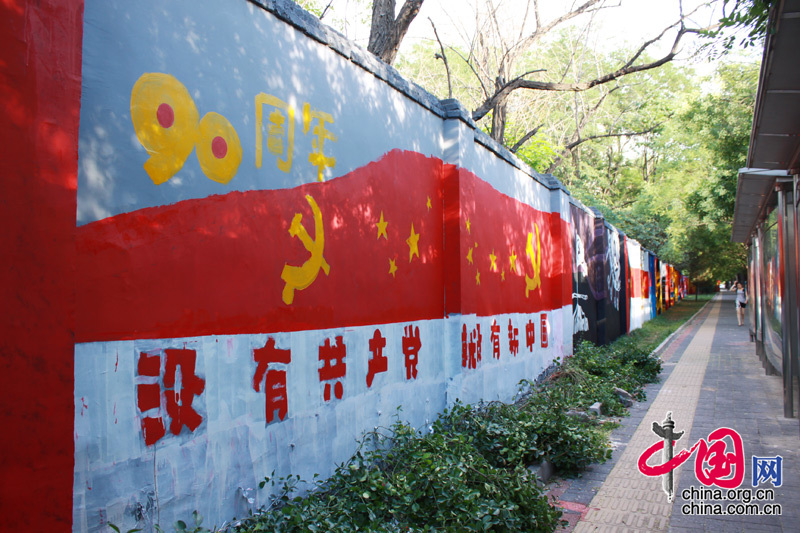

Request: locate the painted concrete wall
(72, 0), (572, 530)
(0, 0), (683, 530)
(627, 238), (646, 332)
(0, 1), (83, 531)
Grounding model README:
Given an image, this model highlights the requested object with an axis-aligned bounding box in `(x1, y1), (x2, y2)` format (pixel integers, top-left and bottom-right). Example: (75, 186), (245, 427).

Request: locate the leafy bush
(516, 385), (612, 473)
(563, 338), (662, 408)
(235, 417), (562, 532)
(435, 392), (613, 475)
(438, 401), (546, 468)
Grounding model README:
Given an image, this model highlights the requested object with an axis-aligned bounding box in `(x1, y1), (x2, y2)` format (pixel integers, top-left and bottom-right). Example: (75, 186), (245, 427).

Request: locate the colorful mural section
(570, 204), (605, 345)
(569, 202), (682, 346)
(76, 150), (448, 342)
(626, 238), (647, 331)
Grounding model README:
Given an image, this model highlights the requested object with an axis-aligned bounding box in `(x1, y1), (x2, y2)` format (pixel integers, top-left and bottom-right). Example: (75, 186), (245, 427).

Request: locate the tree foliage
(682, 63), (758, 225)
(573, 61), (757, 285)
(705, 0), (774, 50)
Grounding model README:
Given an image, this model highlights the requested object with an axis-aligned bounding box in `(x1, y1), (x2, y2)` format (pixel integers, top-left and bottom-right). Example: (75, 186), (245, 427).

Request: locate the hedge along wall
(70, 0), (573, 530)
(0, 0), (681, 531)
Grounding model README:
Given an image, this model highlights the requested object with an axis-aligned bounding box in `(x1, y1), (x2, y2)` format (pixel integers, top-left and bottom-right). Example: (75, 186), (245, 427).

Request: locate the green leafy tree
(659, 62), (757, 283)
(705, 0), (774, 50)
(681, 62), (758, 225)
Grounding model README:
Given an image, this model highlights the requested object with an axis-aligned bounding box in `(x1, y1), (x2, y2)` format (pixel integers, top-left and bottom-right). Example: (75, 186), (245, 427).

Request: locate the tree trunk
(368, 0), (425, 65)
(491, 102), (506, 142)
(490, 75), (508, 142)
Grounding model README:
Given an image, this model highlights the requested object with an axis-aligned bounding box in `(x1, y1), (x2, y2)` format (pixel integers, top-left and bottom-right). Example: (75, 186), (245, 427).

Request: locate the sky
(314, 0), (732, 68)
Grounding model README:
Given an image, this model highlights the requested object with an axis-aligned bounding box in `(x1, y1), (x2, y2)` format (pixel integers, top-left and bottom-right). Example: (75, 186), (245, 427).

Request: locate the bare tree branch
(446, 46), (489, 99)
(318, 0), (333, 20)
(510, 124), (544, 153)
(429, 18), (452, 99)
(546, 124), (661, 173)
(507, 0), (605, 61)
(472, 22), (704, 122)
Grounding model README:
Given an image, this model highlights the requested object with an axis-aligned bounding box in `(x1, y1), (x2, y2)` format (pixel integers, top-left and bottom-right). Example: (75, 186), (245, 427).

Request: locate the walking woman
(735, 281), (748, 326)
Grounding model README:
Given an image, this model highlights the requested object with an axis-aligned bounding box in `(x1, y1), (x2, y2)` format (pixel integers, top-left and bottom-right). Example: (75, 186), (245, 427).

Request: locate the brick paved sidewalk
(550, 292), (799, 533)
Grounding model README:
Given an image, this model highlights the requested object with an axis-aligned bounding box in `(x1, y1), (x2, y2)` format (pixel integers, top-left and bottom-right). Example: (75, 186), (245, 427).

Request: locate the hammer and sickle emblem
(525, 223), (542, 298)
(281, 194), (330, 305)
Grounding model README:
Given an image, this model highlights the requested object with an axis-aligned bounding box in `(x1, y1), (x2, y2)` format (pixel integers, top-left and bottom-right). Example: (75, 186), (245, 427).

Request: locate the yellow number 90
(131, 73), (242, 185)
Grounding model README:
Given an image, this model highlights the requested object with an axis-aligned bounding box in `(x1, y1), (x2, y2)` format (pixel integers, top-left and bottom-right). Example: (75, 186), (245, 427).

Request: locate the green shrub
(235, 417), (562, 532)
(516, 384), (612, 472)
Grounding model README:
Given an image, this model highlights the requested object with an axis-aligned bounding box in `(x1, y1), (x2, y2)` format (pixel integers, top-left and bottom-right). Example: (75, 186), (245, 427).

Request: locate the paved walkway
(550, 292), (799, 532)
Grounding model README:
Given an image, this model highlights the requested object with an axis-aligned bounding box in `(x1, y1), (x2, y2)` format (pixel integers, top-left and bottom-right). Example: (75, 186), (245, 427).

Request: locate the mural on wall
(626, 238), (647, 332)
(603, 225), (627, 343)
(655, 257), (662, 315)
(75, 146), (569, 530)
(648, 252), (657, 319)
(606, 226), (622, 310)
(456, 169), (572, 319)
(8, 0), (691, 530)
(568, 205), (669, 346)
(570, 204), (604, 344)
(11, 0), (662, 529)
(572, 229), (590, 335)
(72, 0), (573, 523)
(665, 264), (673, 309)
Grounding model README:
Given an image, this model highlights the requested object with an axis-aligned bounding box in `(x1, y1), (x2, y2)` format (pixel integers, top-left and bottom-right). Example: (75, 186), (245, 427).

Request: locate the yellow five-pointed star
(376, 211), (388, 240)
(426, 196), (432, 210)
(476, 269), (481, 285)
(389, 258), (398, 278)
(466, 246), (474, 264)
(509, 251), (517, 273)
(407, 223), (420, 262)
(466, 218), (471, 234)
(501, 270), (505, 281)
(489, 250), (497, 272)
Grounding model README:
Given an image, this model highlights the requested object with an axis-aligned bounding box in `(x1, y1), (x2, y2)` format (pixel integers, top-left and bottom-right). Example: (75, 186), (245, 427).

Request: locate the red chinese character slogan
(319, 336), (346, 401)
(461, 324), (482, 369)
(367, 329), (387, 388)
(136, 348), (206, 446)
(490, 320), (500, 359)
(253, 337), (291, 424)
(403, 325), (421, 380)
(508, 319), (519, 357)
(525, 319), (535, 352)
